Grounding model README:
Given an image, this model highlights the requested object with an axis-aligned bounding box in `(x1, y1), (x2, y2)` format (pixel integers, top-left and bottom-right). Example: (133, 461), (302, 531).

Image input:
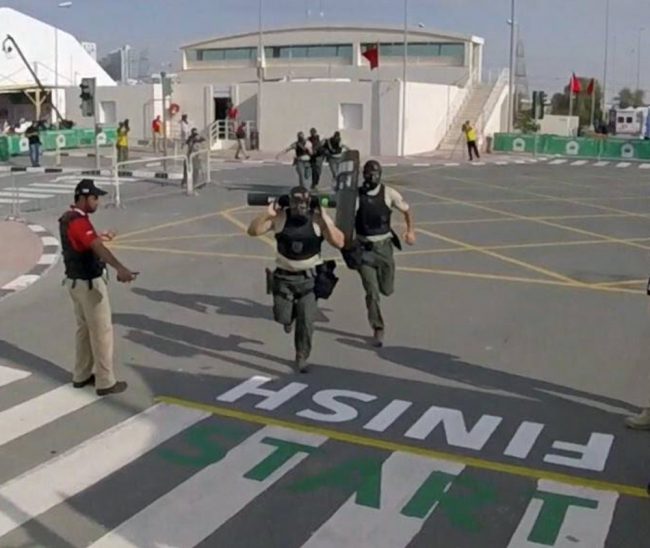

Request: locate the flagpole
(590, 83), (596, 129)
(401, 0), (408, 157)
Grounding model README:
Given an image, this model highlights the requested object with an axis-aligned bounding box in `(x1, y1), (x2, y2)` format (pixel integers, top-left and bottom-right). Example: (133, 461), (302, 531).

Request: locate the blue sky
(3, 0), (649, 97)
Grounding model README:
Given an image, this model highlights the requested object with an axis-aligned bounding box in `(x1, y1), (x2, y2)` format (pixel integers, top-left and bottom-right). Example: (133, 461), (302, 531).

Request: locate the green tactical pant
(357, 238), (395, 331)
(272, 269), (317, 359)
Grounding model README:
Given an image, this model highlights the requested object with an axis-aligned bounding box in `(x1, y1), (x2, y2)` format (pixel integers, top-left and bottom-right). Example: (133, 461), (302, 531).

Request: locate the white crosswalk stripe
(0, 366), (628, 547)
(90, 426), (327, 547)
(571, 160), (588, 166)
(616, 162), (631, 168)
(594, 161), (610, 167)
(549, 159), (567, 165)
(0, 191), (54, 199)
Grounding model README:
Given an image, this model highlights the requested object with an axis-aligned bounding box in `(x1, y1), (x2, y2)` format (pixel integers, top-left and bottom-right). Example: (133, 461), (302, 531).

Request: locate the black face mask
(363, 171), (381, 190)
(289, 198), (310, 220)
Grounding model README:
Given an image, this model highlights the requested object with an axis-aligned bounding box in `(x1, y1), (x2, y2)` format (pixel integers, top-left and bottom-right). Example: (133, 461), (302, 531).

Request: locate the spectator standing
(152, 115), (163, 152)
(235, 122), (250, 159)
(25, 121), (41, 167)
(463, 121), (480, 161)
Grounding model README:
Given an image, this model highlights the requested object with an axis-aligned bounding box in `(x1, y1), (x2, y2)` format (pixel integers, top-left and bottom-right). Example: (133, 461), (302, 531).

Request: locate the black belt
(275, 268), (313, 277)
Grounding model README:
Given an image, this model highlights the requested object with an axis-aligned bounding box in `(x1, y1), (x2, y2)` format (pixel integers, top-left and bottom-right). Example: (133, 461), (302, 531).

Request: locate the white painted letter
(504, 421), (545, 459)
(297, 389), (377, 423)
(216, 376), (308, 410)
(543, 433), (614, 472)
(364, 399), (413, 432)
(405, 406), (502, 450)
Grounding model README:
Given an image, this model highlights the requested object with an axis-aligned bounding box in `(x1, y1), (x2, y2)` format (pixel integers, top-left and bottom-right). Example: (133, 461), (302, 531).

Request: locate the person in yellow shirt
(116, 120), (129, 163)
(463, 120), (480, 161)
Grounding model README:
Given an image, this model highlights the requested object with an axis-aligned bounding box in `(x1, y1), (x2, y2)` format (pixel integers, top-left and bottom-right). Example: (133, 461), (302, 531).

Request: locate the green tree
(550, 77), (602, 127)
(614, 87), (645, 108)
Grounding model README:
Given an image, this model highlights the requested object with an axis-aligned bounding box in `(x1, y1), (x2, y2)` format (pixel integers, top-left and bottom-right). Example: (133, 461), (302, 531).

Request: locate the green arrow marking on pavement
(244, 437), (319, 482)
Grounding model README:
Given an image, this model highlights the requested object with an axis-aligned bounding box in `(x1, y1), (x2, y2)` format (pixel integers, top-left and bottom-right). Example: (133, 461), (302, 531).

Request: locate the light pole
(401, 0), (408, 156)
(54, 2), (72, 125)
(257, 0), (263, 149)
(507, 0), (516, 133)
(637, 27), (644, 92)
(602, 0), (610, 117)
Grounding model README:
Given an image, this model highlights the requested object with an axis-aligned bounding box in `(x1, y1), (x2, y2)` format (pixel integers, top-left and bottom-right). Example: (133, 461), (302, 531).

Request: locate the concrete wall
(403, 82), (465, 155)
(259, 81), (373, 155)
(64, 84), (161, 140)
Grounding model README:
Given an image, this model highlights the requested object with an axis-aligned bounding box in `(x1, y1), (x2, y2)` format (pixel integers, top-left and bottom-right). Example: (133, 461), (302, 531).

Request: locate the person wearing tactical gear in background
(308, 127), (324, 190)
(276, 132), (313, 187)
(247, 186), (344, 372)
(322, 131), (347, 188)
(353, 160), (416, 347)
(59, 179), (138, 396)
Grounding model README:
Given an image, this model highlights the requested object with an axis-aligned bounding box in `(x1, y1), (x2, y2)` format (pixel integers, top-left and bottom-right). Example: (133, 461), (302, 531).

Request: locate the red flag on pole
(570, 73), (582, 94)
(587, 78), (595, 95)
(362, 45), (379, 70)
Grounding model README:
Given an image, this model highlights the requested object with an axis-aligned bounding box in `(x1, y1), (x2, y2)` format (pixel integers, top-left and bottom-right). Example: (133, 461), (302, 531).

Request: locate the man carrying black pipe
(248, 186), (344, 372)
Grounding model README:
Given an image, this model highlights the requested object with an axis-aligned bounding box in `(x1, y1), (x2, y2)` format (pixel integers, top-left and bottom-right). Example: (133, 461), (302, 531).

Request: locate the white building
(0, 7), (114, 127)
(171, 25), (507, 156)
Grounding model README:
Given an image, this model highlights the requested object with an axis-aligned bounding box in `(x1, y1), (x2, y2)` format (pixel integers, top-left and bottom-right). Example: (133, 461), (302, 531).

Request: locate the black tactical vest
(59, 210), (105, 280)
(276, 212), (323, 262)
(355, 185), (392, 237)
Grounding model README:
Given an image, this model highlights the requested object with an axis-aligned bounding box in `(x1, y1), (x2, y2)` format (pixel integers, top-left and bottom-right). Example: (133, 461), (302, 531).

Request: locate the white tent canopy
(0, 7), (115, 91)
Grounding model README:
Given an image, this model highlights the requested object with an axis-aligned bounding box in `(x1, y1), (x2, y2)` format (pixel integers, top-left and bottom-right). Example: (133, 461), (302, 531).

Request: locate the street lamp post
(637, 27), (644, 92)
(602, 0), (610, 118)
(257, 0), (263, 150)
(401, 0), (408, 156)
(507, 0), (516, 133)
(54, 2), (72, 125)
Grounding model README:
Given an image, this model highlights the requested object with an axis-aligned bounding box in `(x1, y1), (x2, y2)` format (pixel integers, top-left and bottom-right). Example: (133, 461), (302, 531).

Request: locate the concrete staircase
(437, 84), (494, 158)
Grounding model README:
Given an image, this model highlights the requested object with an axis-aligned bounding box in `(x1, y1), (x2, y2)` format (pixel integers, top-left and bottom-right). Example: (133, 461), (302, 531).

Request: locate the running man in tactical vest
(276, 132), (313, 187)
(354, 160), (416, 347)
(247, 186), (345, 372)
(322, 131), (347, 188)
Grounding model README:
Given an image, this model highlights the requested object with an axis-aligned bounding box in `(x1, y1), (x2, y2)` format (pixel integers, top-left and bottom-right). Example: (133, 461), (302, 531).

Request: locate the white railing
(476, 68), (510, 140)
(208, 119), (257, 150)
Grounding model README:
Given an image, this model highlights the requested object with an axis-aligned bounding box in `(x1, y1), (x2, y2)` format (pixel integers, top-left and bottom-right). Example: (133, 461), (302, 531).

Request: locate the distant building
(99, 45), (132, 84)
(81, 42), (97, 61)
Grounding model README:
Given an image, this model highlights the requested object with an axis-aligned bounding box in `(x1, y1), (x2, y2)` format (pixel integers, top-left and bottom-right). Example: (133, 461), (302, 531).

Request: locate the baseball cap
(74, 179), (107, 198)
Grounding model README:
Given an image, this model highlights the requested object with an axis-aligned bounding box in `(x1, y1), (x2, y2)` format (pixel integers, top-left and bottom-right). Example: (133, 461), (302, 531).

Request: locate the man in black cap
(247, 186), (344, 372)
(59, 179), (138, 396)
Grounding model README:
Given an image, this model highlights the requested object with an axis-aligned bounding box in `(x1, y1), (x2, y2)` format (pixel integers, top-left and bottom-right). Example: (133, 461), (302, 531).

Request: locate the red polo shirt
(66, 208), (99, 253)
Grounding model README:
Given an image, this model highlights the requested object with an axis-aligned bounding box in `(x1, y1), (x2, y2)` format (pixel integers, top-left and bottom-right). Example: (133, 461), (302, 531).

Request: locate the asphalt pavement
(0, 158), (649, 547)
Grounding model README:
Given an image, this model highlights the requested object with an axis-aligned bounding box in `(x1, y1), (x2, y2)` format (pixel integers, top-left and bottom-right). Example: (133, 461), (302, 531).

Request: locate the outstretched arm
(402, 209), (416, 245)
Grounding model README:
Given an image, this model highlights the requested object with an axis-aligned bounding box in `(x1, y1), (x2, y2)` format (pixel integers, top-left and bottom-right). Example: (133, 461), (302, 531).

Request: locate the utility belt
(63, 269), (108, 290)
(341, 230), (401, 270)
(266, 261), (338, 300)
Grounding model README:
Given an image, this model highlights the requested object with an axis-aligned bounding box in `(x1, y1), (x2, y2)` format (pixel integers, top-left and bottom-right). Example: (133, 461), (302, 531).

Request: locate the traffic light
(79, 77), (96, 117)
(532, 90), (547, 120)
(161, 71), (173, 97)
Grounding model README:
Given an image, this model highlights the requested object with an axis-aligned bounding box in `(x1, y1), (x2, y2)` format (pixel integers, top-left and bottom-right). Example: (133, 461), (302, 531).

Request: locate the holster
(314, 260), (339, 300)
(265, 268), (274, 295)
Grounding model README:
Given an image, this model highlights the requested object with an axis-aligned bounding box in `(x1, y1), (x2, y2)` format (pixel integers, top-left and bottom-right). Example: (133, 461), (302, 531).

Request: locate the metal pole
(602, 0), (609, 117)
(93, 83), (100, 171)
(257, 0), (263, 149)
(637, 27), (643, 92)
(507, 0), (516, 132)
(401, 0), (408, 156)
(54, 28), (58, 125)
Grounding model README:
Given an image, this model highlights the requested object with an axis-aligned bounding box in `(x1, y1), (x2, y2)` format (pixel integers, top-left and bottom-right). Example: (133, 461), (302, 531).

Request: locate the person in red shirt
(59, 179), (138, 396)
(152, 115), (163, 153)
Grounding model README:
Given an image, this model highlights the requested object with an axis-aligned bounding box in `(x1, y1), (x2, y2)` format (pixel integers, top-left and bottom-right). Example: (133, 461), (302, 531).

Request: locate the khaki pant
(67, 275), (116, 389)
(358, 239), (395, 331)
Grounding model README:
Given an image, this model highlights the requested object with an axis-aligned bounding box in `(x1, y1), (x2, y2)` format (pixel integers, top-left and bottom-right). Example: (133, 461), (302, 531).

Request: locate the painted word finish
(217, 376), (614, 473)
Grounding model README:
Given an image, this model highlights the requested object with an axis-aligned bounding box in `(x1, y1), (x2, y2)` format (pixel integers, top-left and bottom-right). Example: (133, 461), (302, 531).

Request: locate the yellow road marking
(156, 396), (649, 499)
(117, 233), (245, 244)
(115, 206), (248, 240)
(416, 227), (583, 285)
(593, 279), (646, 288)
(221, 209), (276, 249)
(409, 213), (633, 226)
(401, 184), (650, 254)
(110, 244), (272, 262)
(397, 266), (639, 295)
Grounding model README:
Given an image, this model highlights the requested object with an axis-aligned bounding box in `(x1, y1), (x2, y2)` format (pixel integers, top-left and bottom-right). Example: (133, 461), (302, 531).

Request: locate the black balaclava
(362, 160), (382, 191)
(288, 186), (311, 221)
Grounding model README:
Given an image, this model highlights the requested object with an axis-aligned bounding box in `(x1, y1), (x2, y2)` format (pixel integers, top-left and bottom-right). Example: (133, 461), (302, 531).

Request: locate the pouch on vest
(390, 229), (402, 251)
(341, 241), (364, 270)
(265, 268), (274, 295)
(314, 260), (338, 300)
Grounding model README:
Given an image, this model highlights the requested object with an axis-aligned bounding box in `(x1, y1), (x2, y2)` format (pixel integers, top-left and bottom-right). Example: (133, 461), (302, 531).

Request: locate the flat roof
(181, 24), (483, 50)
